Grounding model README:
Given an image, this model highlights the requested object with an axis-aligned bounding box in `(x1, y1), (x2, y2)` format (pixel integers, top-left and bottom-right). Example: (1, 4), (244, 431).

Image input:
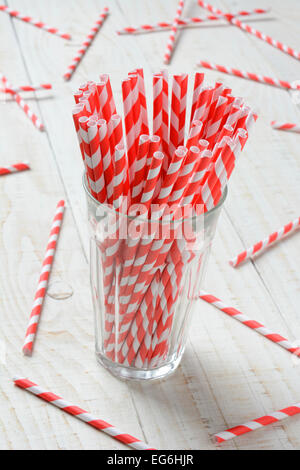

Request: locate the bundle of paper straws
(72, 70), (256, 368)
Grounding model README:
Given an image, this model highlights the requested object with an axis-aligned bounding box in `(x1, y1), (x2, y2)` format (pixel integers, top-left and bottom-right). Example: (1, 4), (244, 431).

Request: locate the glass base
(96, 351), (183, 381)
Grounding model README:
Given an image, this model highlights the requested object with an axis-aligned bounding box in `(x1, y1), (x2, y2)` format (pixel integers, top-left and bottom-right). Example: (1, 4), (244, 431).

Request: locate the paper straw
(0, 73), (44, 131)
(202, 82), (223, 136)
(87, 121), (107, 203)
(155, 147), (185, 205)
(186, 121), (203, 149)
(213, 401), (300, 443)
(180, 145), (210, 205)
(13, 377), (155, 450)
(198, 1), (300, 62)
(119, 149), (186, 334)
(199, 290), (300, 357)
(169, 74), (188, 156)
(0, 4), (71, 40)
(161, 69), (169, 160)
(23, 201), (65, 356)
(128, 73), (142, 157)
(153, 74), (163, 142)
(229, 216), (300, 267)
(63, 7), (109, 80)
(148, 243), (188, 366)
(118, 271), (160, 365)
(211, 124), (234, 161)
(97, 74), (116, 124)
(224, 100), (243, 129)
(79, 117), (106, 203)
(117, 9), (269, 35)
(205, 95), (228, 144)
(190, 73), (205, 125)
(271, 121), (300, 133)
(1, 84), (52, 94)
(198, 137), (235, 210)
(197, 60), (300, 91)
(163, 0), (185, 64)
(134, 69), (149, 135)
(147, 135), (161, 166)
(230, 17), (300, 61)
(122, 78), (136, 180)
(140, 151), (164, 213)
(0, 162), (30, 176)
(168, 147), (197, 205)
(110, 114), (124, 149)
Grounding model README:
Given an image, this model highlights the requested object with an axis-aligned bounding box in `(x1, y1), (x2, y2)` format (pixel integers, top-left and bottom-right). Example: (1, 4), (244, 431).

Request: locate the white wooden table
(1, 0), (300, 450)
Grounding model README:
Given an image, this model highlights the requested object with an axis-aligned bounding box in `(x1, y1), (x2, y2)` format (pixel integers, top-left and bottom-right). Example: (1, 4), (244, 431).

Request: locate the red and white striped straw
(13, 92), (45, 131)
(0, 162), (30, 176)
(271, 121), (300, 133)
(197, 60), (300, 91)
(186, 121), (203, 149)
(117, 9), (269, 35)
(163, 0), (185, 64)
(0, 73), (45, 131)
(23, 201), (65, 356)
(98, 73), (117, 124)
(79, 117), (106, 202)
(63, 7), (109, 80)
(198, 1), (300, 62)
(0, 5), (71, 40)
(229, 216), (300, 267)
(13, 377), (155, 450)
(1, 84), (52, 94)
(213, 401), (300, 443)
(199, 290), (300, 357)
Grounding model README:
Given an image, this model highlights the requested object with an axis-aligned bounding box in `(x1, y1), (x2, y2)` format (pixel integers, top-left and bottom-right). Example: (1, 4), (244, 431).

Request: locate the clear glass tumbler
(84, 175), (227, 381)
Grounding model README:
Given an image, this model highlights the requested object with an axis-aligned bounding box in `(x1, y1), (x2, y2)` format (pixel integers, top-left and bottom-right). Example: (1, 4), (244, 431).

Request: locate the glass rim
(82, 172), (228, 222)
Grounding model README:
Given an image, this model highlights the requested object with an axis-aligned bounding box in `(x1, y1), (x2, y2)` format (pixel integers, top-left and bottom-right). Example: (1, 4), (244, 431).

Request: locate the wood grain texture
(0, 0), (300, 450)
